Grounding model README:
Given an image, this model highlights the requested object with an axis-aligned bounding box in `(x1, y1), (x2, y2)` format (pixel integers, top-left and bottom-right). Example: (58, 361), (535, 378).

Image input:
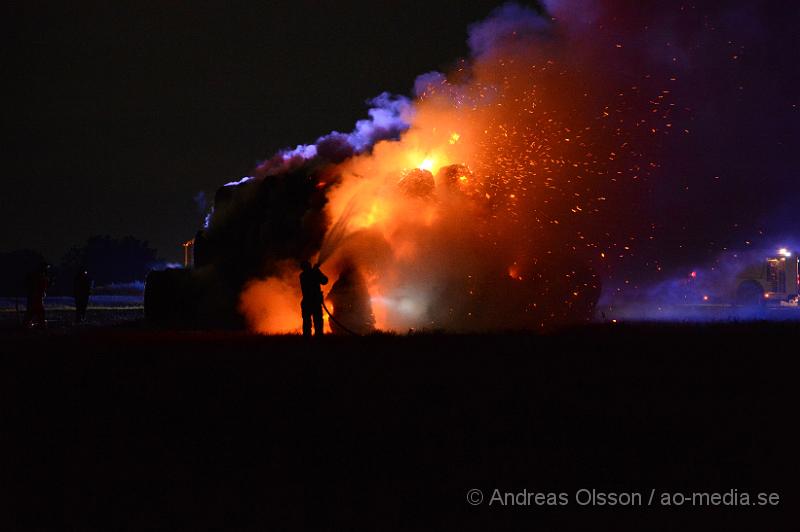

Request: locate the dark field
(3, 318), (798, 531)
(0, 296), (144, 331)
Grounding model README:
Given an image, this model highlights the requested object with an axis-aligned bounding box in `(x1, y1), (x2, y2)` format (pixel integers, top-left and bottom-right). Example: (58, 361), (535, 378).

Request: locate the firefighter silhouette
(73, 270), (92, 323)
(24, 263), (50, 328)
(299, 261), (328, 337)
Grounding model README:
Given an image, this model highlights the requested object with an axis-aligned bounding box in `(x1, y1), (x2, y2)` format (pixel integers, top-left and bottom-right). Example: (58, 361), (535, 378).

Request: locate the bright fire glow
(238, 2), (679, 334)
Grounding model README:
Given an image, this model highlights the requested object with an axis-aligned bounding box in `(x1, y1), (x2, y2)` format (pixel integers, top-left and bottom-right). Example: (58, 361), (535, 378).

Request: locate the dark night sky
(4, 1), (503, 262)
(3, 1), (799, 265)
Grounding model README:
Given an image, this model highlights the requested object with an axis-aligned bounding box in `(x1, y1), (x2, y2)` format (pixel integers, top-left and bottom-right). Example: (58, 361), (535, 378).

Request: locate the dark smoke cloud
(193, 191), (207, 216)
(467, 2), (550, 57)
(559, 0), (800, 309)
(251, 93), (412, 178)
(599, 245), (799, 322)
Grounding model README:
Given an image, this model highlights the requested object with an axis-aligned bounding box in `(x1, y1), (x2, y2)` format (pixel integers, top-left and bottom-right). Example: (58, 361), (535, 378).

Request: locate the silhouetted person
(193, 229), (210, 268)
(299, 261), (328, 337)
(327, 261), (375, 335)
(73, 270), (92, 323)
(24, 263), (49, 328)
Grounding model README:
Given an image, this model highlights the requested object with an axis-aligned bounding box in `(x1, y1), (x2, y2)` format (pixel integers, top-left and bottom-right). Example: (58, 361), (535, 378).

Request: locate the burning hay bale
(326, 261), (375, 335)
(144, 268), (199, 328)
(147, 2), (692, 333)
(397, 168), (435, 198)
(435, 164), (480, 196)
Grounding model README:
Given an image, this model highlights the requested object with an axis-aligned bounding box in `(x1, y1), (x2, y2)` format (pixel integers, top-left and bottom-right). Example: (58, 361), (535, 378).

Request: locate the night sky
(4, 1), (799, 266)
(5, 0), (503, 262)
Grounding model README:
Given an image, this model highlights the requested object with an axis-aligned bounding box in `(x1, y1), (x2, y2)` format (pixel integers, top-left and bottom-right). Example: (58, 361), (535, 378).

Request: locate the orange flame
(238, 11), (672, 333)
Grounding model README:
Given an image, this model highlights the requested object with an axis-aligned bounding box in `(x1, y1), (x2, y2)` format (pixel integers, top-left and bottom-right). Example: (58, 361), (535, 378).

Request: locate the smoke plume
(195, 1), (797, 332)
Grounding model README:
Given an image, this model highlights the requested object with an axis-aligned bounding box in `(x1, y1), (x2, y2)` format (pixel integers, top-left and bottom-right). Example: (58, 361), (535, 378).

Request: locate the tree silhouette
(0, 249), (48, 296)
(59, 235), (159, 287)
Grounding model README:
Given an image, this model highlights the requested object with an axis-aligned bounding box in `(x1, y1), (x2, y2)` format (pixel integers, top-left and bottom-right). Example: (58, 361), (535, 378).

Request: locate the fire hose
(321, 299), (361, 336)
(312, 259), (361, 336)
(312, 258), (361, 336)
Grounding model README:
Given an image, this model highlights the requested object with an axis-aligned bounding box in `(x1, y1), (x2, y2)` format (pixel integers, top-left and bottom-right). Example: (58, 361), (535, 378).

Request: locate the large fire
(235, 2), (681, 334)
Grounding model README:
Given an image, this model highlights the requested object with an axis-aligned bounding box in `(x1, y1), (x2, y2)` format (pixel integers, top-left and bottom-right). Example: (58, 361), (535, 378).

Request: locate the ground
(2, 305), (798, 530)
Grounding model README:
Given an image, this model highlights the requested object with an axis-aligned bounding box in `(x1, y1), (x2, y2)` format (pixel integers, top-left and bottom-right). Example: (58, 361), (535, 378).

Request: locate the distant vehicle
(736, 248), (799, 306)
